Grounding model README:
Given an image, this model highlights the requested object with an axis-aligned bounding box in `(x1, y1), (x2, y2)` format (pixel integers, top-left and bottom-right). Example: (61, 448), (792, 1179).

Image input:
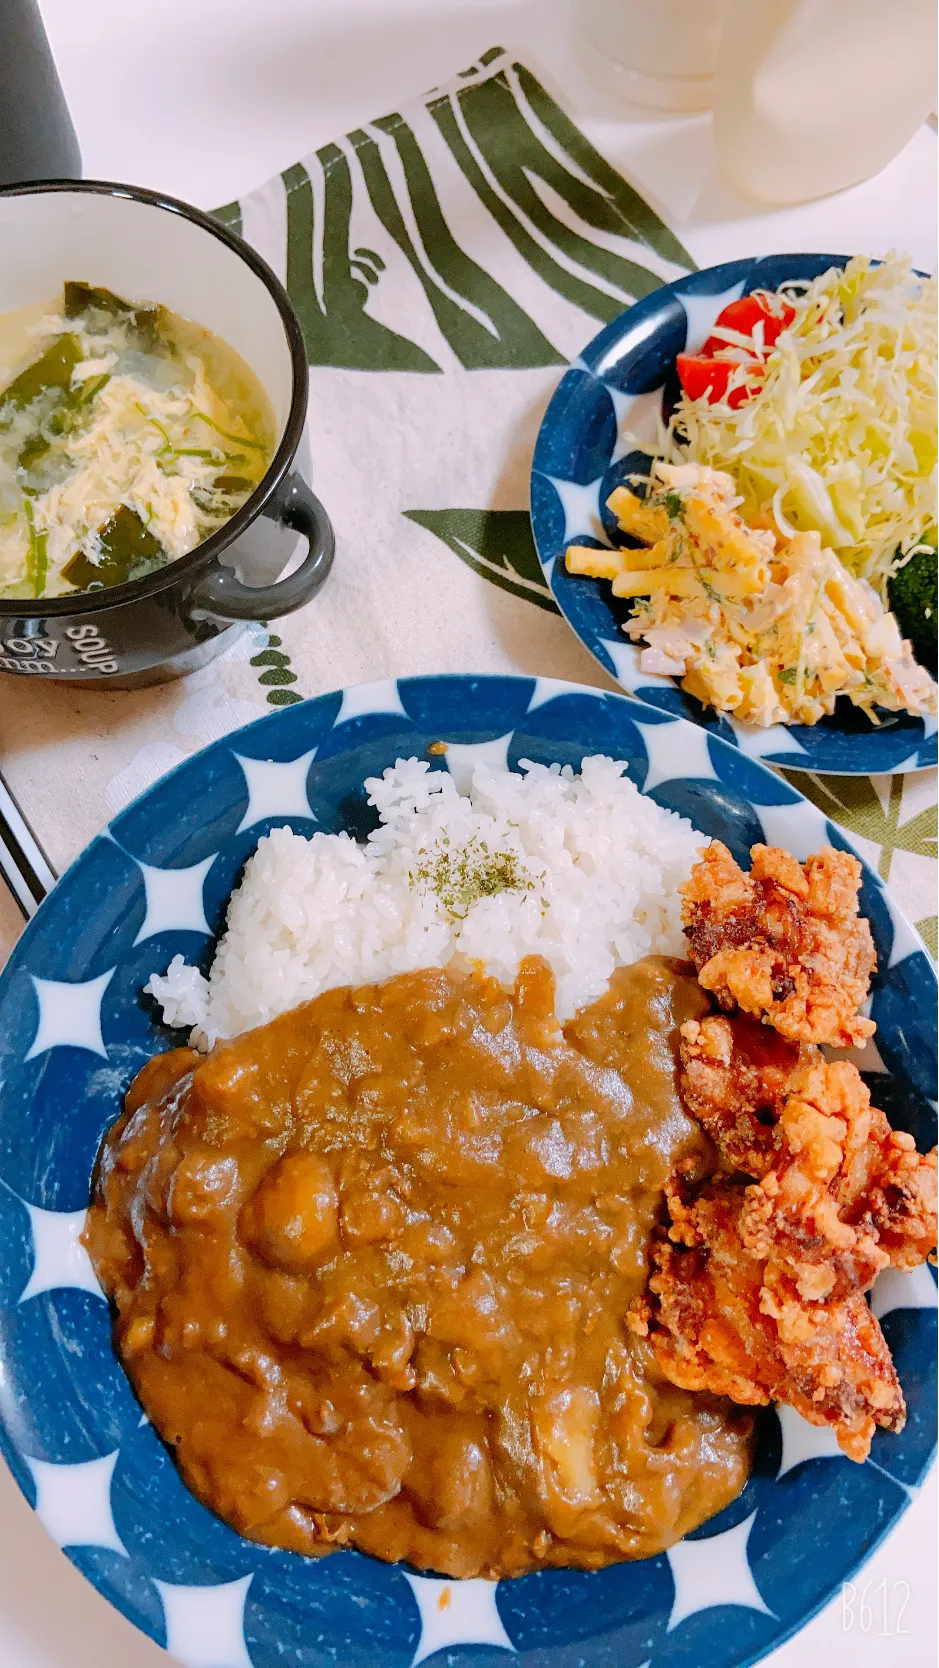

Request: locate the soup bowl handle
(189, 475), (335, 621)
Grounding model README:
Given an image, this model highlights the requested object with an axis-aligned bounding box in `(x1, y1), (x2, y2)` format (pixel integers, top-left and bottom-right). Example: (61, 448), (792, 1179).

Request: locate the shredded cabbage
(647, 255), (938, 601)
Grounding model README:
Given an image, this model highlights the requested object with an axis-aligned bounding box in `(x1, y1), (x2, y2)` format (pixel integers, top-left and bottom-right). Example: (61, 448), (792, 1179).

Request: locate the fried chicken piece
(738, 1058), (937, 1298)
(679, 1012), (812, 1177)
(633, 1044), (938, 1461)
(679, 1015), (939, 1269)
(680, 841), (876, 1048)
(632, 1183), (904, 1462)
(644, 845), (935, 1459)
(867, 1137), (939, 1271)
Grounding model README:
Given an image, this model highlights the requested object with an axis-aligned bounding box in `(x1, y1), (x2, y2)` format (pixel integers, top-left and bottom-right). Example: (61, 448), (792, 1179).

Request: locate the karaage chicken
(679, 1011), (808, 1177)
(680, 841), (877, 1048)
(634, 841), (938, 1462)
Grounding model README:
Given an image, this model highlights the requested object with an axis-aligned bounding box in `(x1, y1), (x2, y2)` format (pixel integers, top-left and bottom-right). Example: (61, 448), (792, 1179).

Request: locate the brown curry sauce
(84, 956), (753, 1579)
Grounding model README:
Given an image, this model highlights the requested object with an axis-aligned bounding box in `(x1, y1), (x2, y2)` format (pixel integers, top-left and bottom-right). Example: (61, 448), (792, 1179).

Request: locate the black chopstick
(0, 772), (56, 919)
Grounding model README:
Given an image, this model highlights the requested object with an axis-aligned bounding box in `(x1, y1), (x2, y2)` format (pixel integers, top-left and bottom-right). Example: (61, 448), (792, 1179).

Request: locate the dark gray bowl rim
(0, 177), (309, 619)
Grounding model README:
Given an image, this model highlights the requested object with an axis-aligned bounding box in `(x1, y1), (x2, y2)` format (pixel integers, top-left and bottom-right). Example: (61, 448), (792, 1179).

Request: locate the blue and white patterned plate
(530, 255), (938, 775)
(0, 675), (935, 1668)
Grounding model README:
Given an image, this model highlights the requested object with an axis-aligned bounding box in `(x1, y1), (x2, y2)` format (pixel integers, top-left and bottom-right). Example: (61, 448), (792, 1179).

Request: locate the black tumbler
(0, 0), (81, 186)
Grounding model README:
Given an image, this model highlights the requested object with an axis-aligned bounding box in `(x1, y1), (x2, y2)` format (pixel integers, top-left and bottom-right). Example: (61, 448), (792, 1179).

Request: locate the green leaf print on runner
(404, 508), (560, 614)
(226, 47), (693, 373)
(356, 119), (564, 369)
(783, 771), (938, 883)
(284, 157), (441, 372)
(509, 61), (693, 272)
(251, 633), (302, 707)
(212, 200), (243, 238)
(427, 56), (695, 324)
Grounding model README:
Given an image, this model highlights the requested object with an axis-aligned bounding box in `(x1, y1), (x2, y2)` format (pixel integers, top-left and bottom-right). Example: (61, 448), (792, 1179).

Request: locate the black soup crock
(0, 180), (333, 687)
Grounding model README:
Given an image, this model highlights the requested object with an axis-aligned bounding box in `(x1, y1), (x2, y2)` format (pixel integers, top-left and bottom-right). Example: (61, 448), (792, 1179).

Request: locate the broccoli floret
(888, 531), (937, 673)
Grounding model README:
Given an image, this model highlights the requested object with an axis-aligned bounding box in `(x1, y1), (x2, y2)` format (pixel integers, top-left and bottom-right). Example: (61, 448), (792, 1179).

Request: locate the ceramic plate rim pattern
(0, 674), (935, 1668)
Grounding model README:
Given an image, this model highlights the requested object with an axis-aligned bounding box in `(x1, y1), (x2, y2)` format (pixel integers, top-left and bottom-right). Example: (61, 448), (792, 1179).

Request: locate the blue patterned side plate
(531, 255), (938, 775)
(0, 675), (935, 1668)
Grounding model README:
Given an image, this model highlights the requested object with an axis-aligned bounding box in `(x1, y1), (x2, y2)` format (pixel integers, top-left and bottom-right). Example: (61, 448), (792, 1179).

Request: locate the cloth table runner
(0, 46), (935, 960)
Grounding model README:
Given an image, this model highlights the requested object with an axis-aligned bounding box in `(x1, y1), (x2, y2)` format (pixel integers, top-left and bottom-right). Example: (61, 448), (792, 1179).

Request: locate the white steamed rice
(148, 754), (705, 1048)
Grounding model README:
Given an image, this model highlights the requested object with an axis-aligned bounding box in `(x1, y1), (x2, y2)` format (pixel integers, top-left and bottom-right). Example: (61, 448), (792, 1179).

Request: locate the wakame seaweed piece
(63, 280), (166, 350)
(17, 430), (52, 472)
(189, 473), (257, 513)
(17, 373), (112, 473)
(62, 505), (164, 591)
(0, 333), (83, 417)
(63, 281), (138, 318)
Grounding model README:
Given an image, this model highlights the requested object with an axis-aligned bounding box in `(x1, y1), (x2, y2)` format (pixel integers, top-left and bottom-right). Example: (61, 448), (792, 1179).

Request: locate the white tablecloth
(0, 3), (934, 1664)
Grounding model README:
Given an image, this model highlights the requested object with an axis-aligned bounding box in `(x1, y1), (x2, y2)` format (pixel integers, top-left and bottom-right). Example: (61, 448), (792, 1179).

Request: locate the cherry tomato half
(700, 291), (796, 356)
(675, 353), (762, 409)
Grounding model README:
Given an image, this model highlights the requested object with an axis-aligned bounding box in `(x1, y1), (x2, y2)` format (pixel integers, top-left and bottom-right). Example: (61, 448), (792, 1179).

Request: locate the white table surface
(2, 3), (936, 1665)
